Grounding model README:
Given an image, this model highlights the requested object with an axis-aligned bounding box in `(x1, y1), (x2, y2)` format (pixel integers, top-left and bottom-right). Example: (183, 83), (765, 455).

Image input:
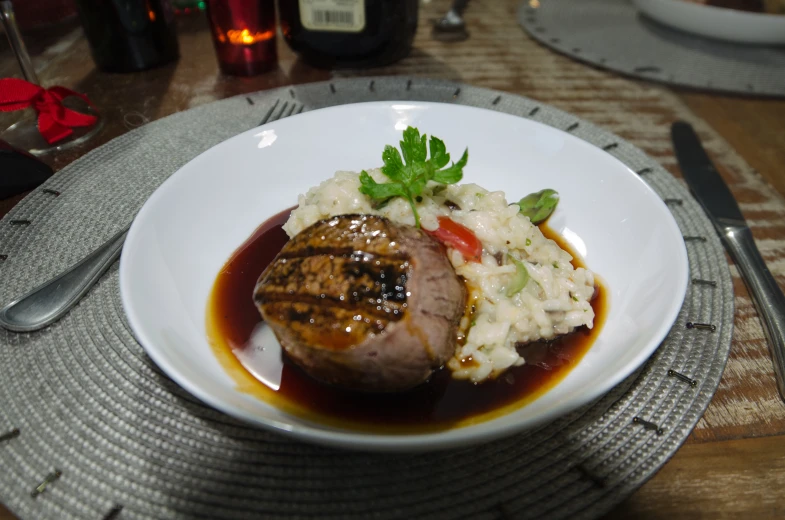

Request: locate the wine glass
(0, 0), (102, 155)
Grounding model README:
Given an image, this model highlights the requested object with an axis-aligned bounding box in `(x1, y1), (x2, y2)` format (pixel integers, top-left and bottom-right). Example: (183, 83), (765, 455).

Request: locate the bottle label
(299, 0), (366, 33)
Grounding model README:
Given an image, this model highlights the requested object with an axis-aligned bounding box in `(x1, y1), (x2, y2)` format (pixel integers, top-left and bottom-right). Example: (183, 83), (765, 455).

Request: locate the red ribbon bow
(0, 78), (98, 145)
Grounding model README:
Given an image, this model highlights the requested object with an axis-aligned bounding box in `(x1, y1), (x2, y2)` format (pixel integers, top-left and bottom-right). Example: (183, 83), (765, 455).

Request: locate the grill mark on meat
(255, 214), (466, 391)
(259, 254), (408, 312)
(256, 291), (406, 319)
(276, 247), (409, 261)
(263, 301), (388, 351)
(256, 216), (415, 343)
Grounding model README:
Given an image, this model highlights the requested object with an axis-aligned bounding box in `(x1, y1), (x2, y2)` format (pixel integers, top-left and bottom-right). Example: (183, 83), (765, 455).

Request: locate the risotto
(283, 169), (596, 383)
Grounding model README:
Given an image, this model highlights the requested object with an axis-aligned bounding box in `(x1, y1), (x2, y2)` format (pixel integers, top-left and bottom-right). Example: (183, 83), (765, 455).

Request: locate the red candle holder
(206, 0), (277, 76)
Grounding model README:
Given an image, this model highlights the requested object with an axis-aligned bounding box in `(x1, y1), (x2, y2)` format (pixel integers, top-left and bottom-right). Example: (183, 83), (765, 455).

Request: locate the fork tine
(285, 103), (297, 117)
(258, 101), (304, 127)
(273, 101), (289, 122)
(258, 100), (280, 126)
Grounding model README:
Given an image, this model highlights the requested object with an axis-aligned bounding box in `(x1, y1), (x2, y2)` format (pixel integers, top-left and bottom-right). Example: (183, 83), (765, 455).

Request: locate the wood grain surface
(2, 0), (785, 518)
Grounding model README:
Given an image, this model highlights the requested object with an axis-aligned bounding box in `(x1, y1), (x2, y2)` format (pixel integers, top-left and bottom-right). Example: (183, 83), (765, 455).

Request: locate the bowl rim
(119, 100), (689, 451)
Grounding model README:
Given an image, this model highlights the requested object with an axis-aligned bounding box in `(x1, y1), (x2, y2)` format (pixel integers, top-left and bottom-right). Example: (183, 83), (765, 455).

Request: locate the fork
(0, 99), (305, 333)
(259, 99), (304, 126)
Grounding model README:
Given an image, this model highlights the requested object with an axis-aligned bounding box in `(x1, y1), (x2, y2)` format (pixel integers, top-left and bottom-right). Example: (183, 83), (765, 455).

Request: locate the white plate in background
(633, 0), (785, 45)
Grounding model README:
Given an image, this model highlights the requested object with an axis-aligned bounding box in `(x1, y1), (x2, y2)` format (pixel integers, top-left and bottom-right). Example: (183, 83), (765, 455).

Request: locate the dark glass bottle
(279, 0), (418, 69)
(74, 0), (180, 73)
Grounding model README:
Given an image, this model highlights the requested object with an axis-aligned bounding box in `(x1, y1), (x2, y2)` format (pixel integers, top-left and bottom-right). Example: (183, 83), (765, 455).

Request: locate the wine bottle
(74, 0), (180, 73)
(279, 0), (418, 69)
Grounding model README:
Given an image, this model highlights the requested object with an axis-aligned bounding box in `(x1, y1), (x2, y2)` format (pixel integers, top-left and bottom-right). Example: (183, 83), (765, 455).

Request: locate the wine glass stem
(0, 0), (41, 84)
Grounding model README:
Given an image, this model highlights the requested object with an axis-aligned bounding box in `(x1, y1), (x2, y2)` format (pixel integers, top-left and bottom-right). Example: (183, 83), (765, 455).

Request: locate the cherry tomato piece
(425, 216), (483, 263)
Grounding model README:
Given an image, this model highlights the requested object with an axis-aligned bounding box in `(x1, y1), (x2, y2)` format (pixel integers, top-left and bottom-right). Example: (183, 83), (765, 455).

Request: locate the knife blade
(671, 121), (785, 403)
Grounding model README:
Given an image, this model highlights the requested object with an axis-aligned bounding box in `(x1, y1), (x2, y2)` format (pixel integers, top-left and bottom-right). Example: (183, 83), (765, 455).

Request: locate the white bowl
(119, 101), (688, 451)
(633, 0), (785, 45)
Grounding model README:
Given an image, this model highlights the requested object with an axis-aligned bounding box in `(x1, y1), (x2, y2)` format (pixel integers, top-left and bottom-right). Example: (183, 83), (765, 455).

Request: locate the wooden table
(3, 1), (785, 518)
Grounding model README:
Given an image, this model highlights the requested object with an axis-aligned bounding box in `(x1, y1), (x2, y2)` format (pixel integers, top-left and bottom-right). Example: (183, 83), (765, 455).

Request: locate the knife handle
(723, 226), (785, 401)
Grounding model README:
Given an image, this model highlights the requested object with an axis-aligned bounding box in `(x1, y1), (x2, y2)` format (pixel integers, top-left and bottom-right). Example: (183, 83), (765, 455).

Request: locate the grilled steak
(254, 214), (466, 392)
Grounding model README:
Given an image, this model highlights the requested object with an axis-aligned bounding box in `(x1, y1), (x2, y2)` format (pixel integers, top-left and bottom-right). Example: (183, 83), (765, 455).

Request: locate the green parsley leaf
(359, 171), (407, 200)
(428, 136), (449, 169)
(432, 148), (468, 184)
(381, 146), (405, 181)
(518, 189), (559, 225)
(357, 126), (469, 228)
(402, 126), (427, 164)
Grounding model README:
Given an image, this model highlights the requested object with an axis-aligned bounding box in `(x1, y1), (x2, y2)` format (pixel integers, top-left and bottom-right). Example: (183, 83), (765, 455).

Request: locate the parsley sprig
(358, 126), (468, 228)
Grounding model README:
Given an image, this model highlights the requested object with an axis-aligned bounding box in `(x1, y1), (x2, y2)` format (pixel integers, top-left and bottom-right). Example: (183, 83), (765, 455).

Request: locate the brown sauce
(206, 209), (607, 432)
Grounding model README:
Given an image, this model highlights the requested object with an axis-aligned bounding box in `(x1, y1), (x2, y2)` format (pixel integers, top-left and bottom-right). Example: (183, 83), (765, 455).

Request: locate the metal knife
(671, 121), (785, 402)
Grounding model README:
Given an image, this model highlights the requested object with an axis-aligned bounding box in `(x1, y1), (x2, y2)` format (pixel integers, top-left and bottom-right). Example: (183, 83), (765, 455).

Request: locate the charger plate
(518, 0), (785, 97)
(0, 77), (733, 520)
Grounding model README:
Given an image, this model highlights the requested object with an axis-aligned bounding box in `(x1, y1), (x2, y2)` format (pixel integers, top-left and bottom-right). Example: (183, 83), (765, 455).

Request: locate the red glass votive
(206, 0), (277, 76)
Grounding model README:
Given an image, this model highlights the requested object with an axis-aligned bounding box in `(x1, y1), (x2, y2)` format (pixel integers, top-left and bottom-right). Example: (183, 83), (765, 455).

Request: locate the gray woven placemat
(518, 0), (785, 97)
(0, 77), (732, 520)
